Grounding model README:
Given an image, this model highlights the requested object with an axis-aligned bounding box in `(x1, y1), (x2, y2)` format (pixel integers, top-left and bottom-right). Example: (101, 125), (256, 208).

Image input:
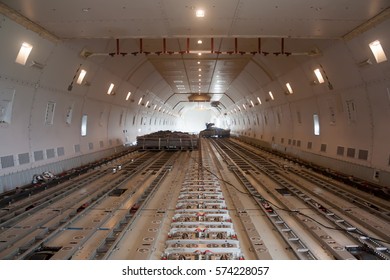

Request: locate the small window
(81, 114), (88, 136)
(297, 140), (301, 147)
(313, 114), (320, 135)
(320, 144), (327, 152)
(307, 142), (312, 150)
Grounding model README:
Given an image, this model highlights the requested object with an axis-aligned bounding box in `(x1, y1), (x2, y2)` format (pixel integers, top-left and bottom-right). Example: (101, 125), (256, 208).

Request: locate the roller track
(212, 139), (390, 260)
(1, 137), (388, 260)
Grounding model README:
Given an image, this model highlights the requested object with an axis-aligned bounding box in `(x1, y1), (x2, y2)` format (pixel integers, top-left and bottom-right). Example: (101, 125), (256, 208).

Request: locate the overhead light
(198, 52), (202, 56)
(286, 83), (293, 94)
(369, 40), (387, 63)
(107, 83), (115, 95)
(145, 101), (149, 107)
(158, 106), (162, 111)
(196, 9), (205, 17)
(82, 8), (91, 12)
(15, 42), (33, 65)
(198, 68), (202, 71)
(243, 104), (247, 110)
(197, 61), (200, 64)
(153, 104), (157, 110)
(126, 91), (132, 101)
(234, 108), (237, 113)
(198, 40), (203, 44)
(250, 100), (254, 107)
(314, 68), (325, 84)
(199, 74), (202, 77)
(199, 79), (201, 81)
(257, 97), (262, 104)
(269, 91), (274, 100)
(138, 97), (143, 105)
(76, 69), (87, 85)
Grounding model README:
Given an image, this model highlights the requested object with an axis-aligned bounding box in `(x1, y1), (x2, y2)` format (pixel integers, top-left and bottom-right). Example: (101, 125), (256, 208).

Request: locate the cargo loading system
(137, 131), (198, 151)
(0, 138), (389, 260)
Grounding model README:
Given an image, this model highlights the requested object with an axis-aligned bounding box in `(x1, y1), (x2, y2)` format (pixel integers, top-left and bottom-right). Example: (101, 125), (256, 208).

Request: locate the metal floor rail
(212, 139), (317, 260)
(225, 140), (390, 260)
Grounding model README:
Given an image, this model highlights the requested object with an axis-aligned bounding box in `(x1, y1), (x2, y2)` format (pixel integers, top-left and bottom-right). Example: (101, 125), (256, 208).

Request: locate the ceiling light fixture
(126, 91), (132, 101)
(196, 9), (205, 17)
(198, 40), (203, 44)
(138, 97), (143, 105)
(286, 83), (293, 94)
(314, 69), (325, 83)
(107, 83), (115, 95)
(15, 42), (33, 65)
(257, 97), (262, 105)
(76, 69), (87, 85)
(269, 91), (274, 100)
(369, 40), (387, 63)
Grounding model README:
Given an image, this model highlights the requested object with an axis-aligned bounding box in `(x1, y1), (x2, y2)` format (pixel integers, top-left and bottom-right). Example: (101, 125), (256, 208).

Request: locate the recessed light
(197, 61), (200, 64)
(314, 69), (325, 83)
(196, 9), (205, 17)
(82, 8), (91, 12)
(126, 91), (132, 101)
(107, 83), (115, 95)
(198, 40), (203, 44)
(198, 68), (201, 71)
(15, 42), (33, 65)
(369, 40), (387, 63)
(286, 83), (293, 94)
(76, 69), (87, 85)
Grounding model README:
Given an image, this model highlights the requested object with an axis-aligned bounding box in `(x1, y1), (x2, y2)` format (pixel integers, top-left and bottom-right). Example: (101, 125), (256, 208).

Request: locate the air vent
(320, 144), (327, 152)
(46, 148), (55, 159)
(18, 153), (30, 165)
(57, 147), (65, 157)
(358, 150), (368, 161)
(337, 146), (345, 156)
(34, 150), (44, 161)
(347, 148), (355, 158)
(1, 155), (14, 168)
(74, 144), (81, 153)
(88, 143), (94, 150)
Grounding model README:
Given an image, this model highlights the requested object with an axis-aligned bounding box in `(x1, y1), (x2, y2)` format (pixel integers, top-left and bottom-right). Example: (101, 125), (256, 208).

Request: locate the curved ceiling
(1, 0), (389, 114)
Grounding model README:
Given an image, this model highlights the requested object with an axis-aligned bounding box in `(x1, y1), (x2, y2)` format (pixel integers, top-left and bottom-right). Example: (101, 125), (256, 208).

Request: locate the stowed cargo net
(162, 155), (243, 260)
